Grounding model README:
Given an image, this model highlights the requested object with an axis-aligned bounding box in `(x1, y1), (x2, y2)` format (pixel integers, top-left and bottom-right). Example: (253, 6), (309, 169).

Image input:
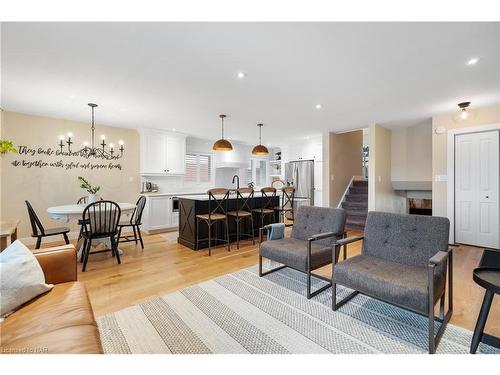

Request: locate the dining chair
(195, 188), (230, 256)
(76, 196), (103, 244)
(80, 200), (121, 272)
(25, 200), (70, 249)
(252, 187), (277, 230)
(273, 186), (296, 225)
(117, 196), (146, 249)
(227, 187), (256, 249)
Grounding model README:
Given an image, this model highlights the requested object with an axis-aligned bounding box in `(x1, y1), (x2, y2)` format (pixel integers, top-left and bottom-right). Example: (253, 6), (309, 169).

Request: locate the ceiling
(1, 22), (499, 146)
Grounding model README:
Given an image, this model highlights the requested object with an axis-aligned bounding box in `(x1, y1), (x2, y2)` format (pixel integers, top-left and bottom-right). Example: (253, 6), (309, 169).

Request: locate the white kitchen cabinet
(140, 129), (186, 175)
(141, 195), (179, 232)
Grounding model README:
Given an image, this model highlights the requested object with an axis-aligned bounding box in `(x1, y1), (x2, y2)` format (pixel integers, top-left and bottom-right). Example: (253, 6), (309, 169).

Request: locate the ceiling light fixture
(315, 104), (322, 109)
(237, 72), (246, 79)
(212, 114), (233, 151)
(57, 103), (124, 159)
(457, 101), (471, 120)
(252, 123), (269, 156)
(467, 58), (479, 66)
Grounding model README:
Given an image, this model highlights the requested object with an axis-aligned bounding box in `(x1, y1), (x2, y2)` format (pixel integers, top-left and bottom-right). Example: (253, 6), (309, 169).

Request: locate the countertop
(179, 191), (280, 201)
(140, 192), (206, 197)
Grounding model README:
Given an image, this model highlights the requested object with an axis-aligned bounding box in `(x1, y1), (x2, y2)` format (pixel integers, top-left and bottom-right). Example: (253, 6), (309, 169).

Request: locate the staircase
(341, 179), (368, 232)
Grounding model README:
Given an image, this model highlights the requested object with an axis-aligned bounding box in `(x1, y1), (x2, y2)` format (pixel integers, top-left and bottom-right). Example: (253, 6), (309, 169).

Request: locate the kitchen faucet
(232, 175), (240, 190)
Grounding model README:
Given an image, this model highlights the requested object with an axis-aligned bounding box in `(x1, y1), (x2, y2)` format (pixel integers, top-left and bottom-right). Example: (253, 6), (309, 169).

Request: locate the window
(184, 153), (212, 183)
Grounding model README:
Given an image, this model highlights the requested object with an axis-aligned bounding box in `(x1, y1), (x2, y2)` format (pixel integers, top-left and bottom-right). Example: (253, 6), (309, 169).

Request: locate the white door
(455, 131), (499, 248)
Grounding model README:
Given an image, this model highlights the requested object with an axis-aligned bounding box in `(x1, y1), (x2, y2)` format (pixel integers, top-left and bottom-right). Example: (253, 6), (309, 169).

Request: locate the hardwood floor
(36, 230), (500, 338)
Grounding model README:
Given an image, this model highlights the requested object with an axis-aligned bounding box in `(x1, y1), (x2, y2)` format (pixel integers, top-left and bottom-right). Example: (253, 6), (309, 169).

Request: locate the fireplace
(408, 198), (432, 216)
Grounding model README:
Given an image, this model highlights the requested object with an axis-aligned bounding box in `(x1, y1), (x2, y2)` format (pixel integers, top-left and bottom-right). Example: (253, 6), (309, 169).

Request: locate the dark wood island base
(178, 194), (280, 250)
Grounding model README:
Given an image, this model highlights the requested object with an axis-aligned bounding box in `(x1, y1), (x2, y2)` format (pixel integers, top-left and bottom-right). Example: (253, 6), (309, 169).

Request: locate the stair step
(345, 217), (366, 231)
(352, 180), (368, 187)
(349, 186), (368, 194)
(345, 194), (367, 202)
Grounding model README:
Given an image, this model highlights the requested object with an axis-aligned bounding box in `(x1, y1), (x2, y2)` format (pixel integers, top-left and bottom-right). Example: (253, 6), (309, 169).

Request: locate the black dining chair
(117, 196), (146, 249)
(76, 196), (103, 244)
(80, 200), (121, 272)
(25, 200), (70, 249)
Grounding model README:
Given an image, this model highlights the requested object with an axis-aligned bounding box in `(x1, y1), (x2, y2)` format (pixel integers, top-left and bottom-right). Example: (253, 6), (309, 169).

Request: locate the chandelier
(58, 103), (124, 159)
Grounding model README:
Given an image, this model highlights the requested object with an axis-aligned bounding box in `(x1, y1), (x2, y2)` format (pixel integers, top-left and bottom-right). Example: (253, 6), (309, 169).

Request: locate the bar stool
(273, 186), (295, 225)
(195, 188), (231, 256)
(227, 187), (255, 249)
(252, 187), (277, 230)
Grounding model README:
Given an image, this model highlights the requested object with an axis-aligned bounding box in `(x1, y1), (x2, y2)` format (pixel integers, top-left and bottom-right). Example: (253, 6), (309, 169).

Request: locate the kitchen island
(178, 193), (280, 250)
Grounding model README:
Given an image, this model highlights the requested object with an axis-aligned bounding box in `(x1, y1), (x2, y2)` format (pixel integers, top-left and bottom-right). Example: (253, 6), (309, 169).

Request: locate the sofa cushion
(333, 254), (445, 314)
(291, 206), (346, 247)
(260, 237), (333, 271)
(0, 282), (102, 354)
(362, 212), (450, 268)
(0, 240), (53, 317)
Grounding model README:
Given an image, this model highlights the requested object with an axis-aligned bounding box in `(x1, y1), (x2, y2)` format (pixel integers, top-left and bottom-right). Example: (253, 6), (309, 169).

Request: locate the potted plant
(78, 176), (101, 203)
(0, 140), (18, 155)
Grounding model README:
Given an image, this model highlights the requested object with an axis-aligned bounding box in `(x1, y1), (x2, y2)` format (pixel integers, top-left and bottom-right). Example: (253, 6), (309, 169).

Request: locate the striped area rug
(97, 265), (500, 354)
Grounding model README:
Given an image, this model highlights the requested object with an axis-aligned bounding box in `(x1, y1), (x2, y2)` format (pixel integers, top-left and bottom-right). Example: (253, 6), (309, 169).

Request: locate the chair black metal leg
(80, 238), (87, 263)
(132, 226), (138, 244)
(225, 218), (230, 252)
(35, 236), (42, 249)
(236, 218), (240, 249)
(63, 232), (70, 245)
(137, 226), (144, 249)
(259, 255), (263, 276)
(250, 215), (255, 245)
(470, 290), (494, 354)
(116, 226), (123, 251)
(112, 235), (121, 265)
(82, 239), (91, 272)
(208, 221), (212, 256)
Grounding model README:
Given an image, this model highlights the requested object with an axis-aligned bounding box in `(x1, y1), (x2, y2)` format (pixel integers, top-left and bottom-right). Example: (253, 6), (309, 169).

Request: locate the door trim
(447, 123), (500, 244)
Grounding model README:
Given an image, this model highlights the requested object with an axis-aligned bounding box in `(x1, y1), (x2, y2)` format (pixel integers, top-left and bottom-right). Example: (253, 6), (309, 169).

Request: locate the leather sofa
(0, 244), (103, 354)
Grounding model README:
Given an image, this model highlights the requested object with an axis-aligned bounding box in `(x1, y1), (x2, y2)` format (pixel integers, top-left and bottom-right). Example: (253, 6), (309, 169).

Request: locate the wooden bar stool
(273, 186), (295, 225)
(252, 187), (277, 230)
(227, 188), (255, 249)
(195, 188), (231, 256)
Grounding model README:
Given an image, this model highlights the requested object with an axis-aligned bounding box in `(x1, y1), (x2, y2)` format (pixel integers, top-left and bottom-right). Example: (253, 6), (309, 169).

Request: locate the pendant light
(212, 114), (233, 151)
(252, 123), (269, 155)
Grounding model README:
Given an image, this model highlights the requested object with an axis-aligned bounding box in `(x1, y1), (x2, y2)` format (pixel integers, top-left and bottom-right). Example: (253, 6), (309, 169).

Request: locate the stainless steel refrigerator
(285, 160), (314, 208)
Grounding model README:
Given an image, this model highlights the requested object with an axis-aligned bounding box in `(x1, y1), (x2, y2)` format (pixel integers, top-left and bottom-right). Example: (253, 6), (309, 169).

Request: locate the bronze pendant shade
(252, 123), (269, 155)
(213, 114), (233, 151)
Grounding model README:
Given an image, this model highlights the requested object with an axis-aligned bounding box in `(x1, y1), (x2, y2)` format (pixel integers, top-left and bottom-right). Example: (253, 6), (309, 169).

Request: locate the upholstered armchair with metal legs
(259, 205), (346, 299)
(332, 211), (453, 354)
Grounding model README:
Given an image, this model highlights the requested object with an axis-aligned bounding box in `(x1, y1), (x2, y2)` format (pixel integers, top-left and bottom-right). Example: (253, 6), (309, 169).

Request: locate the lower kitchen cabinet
(141, 195), (179, 232)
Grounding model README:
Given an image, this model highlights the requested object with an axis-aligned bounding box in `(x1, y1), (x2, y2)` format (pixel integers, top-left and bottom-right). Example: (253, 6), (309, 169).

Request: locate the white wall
(391, 119), (432, 184)
(368, 123), (406, 213)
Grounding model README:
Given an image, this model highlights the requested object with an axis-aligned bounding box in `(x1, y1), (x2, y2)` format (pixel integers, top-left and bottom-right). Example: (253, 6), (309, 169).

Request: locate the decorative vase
(87, 193), (98, 204)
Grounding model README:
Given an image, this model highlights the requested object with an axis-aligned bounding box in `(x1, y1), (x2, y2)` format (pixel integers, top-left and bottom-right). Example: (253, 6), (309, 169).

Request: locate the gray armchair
(332, 211), (453, 354)
(259, 206), (346, 299)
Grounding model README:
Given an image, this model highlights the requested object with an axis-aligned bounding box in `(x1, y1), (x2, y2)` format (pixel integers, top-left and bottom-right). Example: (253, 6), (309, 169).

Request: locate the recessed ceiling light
(236, 72), (246, 79)
(172, 128), (176, 132)
(315, 104), (322, 109)
(467, 57), (479, 66)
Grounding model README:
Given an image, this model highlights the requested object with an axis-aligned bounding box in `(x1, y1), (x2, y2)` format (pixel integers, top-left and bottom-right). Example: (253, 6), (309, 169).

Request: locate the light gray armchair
(332, 211), (453, 354)
(259, 205), (346, 299)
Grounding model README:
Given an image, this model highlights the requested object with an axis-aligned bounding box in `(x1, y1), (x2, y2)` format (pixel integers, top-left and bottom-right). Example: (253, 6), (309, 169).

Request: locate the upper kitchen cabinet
(140, 129), (187, 175)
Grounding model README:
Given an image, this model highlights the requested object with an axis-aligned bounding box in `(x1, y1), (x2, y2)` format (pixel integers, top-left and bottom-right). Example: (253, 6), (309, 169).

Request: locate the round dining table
(47, 202), (137, 256)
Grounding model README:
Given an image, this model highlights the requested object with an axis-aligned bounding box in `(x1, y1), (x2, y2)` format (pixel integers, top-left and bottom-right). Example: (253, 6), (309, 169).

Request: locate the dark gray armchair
(259, 205), (346, 299)
(332, 211), (453, 354)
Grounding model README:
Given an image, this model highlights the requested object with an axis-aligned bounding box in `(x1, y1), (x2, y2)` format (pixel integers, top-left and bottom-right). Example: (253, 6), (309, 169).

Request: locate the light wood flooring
(35, 230), (500, 338)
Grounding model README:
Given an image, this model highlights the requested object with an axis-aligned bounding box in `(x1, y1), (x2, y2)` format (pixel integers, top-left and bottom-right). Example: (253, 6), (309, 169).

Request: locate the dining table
(47, 202), (137, 257)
